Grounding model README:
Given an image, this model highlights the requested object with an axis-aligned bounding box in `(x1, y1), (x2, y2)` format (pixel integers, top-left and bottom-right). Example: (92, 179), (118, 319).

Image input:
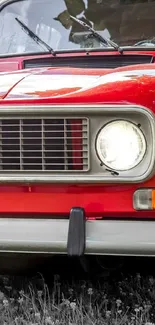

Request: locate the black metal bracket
(67, 207), (86, 257)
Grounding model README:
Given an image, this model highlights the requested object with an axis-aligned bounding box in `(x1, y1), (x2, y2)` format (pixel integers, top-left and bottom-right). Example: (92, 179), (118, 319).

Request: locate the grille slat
(0, 118), (89, 172)
(1, 150), (88, 152)
(0, 137), (87, 139)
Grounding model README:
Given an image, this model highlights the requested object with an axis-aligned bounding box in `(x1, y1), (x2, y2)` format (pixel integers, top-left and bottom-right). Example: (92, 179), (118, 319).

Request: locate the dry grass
(0, 273), (155, 325)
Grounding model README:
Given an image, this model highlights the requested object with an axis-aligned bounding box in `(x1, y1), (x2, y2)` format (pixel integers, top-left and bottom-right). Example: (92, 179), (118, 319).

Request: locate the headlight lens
(96, 120), (146, 171)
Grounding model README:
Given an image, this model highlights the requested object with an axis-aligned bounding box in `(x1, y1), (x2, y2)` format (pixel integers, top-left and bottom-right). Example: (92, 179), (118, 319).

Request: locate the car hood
(1, 65), (155, 105)
(0, 67), (105, 100)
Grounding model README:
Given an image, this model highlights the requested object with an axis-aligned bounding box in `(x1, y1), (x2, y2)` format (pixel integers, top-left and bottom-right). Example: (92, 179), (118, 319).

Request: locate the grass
(0, 272), (155, 325)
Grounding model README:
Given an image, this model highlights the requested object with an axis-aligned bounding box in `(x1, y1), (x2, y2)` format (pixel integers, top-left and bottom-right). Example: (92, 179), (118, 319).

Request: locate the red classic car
(0, 0), (155, 265)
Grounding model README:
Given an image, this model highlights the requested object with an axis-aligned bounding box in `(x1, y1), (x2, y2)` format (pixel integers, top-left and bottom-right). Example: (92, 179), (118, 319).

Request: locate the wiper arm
(15, 17), (56, 56)
(70, 15), (123, 54)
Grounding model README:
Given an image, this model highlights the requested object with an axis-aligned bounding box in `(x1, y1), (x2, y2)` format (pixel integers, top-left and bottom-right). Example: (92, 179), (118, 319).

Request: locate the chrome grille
(0, 118), (89, 171)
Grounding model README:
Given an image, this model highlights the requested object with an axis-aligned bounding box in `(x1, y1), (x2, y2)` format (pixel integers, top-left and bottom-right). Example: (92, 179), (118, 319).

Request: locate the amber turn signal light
(133, 189), (155, 210)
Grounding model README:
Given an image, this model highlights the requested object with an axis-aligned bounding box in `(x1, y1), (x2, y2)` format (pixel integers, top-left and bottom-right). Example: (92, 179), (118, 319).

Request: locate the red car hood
(0, 67), (106, 100)
(1, 65), (155, 106)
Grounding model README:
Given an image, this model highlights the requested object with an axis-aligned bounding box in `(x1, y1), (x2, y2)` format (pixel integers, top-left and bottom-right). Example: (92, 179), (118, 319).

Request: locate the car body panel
(0, 183), (151, 218)
(0, 64), (155, 108)
(0, 65), (154, 218)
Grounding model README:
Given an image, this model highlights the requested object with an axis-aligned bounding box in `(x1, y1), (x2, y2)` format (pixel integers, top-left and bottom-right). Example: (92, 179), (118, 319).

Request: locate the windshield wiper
(70, 15), (123, 54)
(15, 17), (56, 56)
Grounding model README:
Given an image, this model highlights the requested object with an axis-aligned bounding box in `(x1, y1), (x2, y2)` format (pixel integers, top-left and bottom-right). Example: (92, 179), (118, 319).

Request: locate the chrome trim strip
(0, 104), (154, 115)
(0, 104), (154, 183)
(0, 218), (155, 256)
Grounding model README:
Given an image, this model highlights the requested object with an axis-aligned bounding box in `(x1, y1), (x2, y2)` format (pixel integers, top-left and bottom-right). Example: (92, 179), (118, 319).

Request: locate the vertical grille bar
(1, 120), (20, 170)
(44, 118), (65, 170)
(42, 119), (45, 170)
(82, 118), (89, 170)
(64, 119), (68, 171)
(20, 119), (23, 170)
(0, 120), (2, 170)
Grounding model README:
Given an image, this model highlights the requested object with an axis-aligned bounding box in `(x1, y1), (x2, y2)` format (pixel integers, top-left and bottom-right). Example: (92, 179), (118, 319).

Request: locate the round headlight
(96, 120), (146, 171)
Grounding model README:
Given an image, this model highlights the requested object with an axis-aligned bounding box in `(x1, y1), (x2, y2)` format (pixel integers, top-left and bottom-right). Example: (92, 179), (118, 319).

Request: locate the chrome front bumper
(0, 218), (155, 256)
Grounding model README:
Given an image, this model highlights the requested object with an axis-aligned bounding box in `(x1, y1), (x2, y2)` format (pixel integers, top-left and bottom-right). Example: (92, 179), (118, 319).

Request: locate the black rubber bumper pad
(67, 207), (86, 256)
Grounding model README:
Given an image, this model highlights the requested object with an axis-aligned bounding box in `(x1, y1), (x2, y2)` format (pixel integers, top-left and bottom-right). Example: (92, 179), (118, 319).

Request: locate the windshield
(0, 0), (155, 55)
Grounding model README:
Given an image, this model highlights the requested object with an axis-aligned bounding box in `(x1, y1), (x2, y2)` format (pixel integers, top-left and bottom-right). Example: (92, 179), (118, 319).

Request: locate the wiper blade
(70, 15), (123, 54)
(15, 17), (56, 56)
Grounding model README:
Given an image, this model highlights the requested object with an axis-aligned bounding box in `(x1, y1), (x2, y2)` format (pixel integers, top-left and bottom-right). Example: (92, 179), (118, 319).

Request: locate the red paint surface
(71, 119), (83, 170)
(0, 181), (153, 218)
(0, 50), (155, 217)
